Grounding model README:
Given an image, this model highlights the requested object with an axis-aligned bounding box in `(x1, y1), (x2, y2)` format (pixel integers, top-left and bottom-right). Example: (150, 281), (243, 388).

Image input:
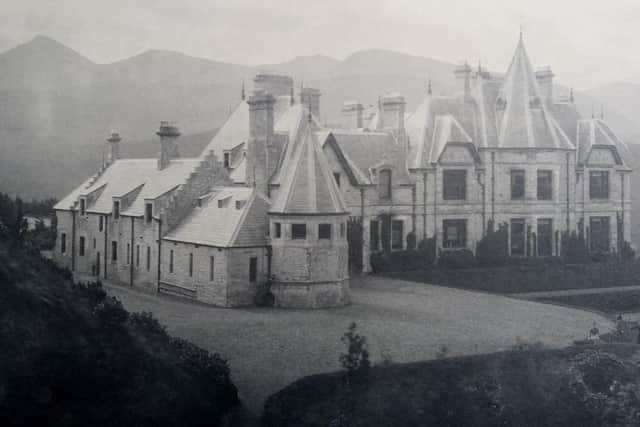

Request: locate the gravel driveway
(106, 276), (612, 415)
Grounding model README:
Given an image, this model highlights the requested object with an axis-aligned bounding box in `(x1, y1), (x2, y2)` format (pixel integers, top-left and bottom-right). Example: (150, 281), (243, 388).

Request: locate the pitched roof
(270, 123), (348, 215)
(54, 159), (199, 214)
(164, 187), (271, 247)
(576, 119), (630, 167)
(494, 38), (573, 150)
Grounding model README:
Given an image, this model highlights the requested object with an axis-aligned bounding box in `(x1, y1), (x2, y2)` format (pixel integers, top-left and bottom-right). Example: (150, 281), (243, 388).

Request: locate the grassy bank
(539, 290), (640, 314)
(262, 344), (640, 427)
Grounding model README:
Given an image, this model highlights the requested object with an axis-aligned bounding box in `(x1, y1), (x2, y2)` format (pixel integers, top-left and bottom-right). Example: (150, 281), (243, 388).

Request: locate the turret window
(378, 169), (392, 199)
(590, 171), (609, 199)
(443, 170), (466, 200)
(510, 170), (525, 200)
(319, 224), (332, 239)
(292, 223), (307, 240)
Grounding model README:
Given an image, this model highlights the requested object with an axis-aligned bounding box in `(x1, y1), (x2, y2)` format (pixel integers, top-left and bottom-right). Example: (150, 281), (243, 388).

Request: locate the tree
(476, 222), (509, 267)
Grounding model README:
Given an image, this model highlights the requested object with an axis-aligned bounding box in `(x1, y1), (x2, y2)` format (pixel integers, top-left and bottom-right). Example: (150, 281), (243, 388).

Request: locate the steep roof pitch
(163, 187), (271, 247)
(270, 123), (348, 215)
(494, 37), (574, 150)
(576, 119), (630, 167)
(54, 159), (199, 214)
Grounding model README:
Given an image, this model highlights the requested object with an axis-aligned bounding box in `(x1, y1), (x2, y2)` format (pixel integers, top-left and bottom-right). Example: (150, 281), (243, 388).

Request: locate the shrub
(438, 248), (476, 269)
(476, 222), (509, 267)
(93, 296), (129, 328)
(417, 236), (436, 266)
(128, 311), (167, 336)
(370, 250), (426, 272)
(621, 241), (636, 260)
(339, 322), (370, 381)
(406, 231), (417, 250)
(562, 231), (590, 264)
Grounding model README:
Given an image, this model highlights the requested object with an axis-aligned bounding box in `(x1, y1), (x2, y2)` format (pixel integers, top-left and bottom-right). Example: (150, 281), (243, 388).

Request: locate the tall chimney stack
(380, 93), (406, 132)
(246, 91), (275, 192)
(453, 62), (472, 99)
(535, 67), (554, 107)
(156, 121), (180, 170)
(341, 101), (364, 129)
(106, 130), (121, 164)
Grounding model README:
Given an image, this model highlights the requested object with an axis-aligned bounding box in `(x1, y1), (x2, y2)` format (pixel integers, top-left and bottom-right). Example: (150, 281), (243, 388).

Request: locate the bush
(562, 231), (590, 264)
(370, 250), (426, 273)
(339, 323), (370, 381)
(621, 241), (636, 260)
(438, 248), (476, 269)
(417, 236), (436, 266)
(476, 223), (509, 267)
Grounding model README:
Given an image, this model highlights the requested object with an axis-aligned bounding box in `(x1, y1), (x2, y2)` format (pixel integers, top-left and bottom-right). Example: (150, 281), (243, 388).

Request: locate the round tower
(268, 119), (350, 308)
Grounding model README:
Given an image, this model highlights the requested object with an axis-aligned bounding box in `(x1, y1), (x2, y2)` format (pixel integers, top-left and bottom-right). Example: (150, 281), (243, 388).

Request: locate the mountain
(2, 35), (640, 200)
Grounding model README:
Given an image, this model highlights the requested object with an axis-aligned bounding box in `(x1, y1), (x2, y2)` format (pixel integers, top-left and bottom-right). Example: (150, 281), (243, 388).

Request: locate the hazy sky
(2, 0), (640, 89)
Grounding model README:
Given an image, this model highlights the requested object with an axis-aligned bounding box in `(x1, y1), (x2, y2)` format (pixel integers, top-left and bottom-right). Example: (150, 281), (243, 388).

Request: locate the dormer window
(223, 152), (230, 168)
(235, 200), (246, 210)
(113, 200), (120, 219)
(145, 202), (153, 223)
(79, 198), (86, 216)
(378, 169), (392, 199)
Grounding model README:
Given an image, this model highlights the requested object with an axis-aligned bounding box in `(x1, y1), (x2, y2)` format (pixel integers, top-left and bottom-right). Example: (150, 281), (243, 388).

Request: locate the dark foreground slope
(0, 241), (238, 426)
(263, 344), (640, 427)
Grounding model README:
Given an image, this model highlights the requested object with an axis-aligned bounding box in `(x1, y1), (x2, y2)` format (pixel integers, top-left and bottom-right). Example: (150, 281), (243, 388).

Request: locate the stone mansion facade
(54, 36), (632, 308)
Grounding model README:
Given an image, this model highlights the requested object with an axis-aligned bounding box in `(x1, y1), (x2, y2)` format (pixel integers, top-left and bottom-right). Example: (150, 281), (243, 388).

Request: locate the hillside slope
(0, 238), (238, 426)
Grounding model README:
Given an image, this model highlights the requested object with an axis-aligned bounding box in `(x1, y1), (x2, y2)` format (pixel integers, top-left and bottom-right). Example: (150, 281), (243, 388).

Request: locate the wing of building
(53, 36), (632, 308)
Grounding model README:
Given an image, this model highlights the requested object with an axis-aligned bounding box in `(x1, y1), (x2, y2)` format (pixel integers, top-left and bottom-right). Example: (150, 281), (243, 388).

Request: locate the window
(145, 203), (153, 223)
(391, 220), (404, 250)
(249, 257), (258, 282)
(292, 223), (307, 239)
(223, 152), (230, 168)
(79, 236), (85, 256)
(126, 243), (130, 264)
(537, 170), (552, 200)
(146, 246), (151, 271)
(590, 171), (609, 199)
(510, 219), (526, 256)
(443, 219), (467, 248)
(80, 198), (86, 216)
(537, 219), (553, 256)
(378, 169), (392, 199)
(113, 201), (120, 219)
(319, 224), (332, 239)
(111, 241), (118, 261)
(370, 220), (380, 251)
(340, 222), (345, 238)
(443, 170), (466, 200)
(188, 253), (193, 277)
(136, 245), (140, 267)
(60, 233), (67, 253)
(333, 172), (341, 188)
(590, 217), (610, 253)
(98, 216), (104, 232)
(510, 170), (525, 200)
(169, 250), (174, 273)
(274, 222), (281, 238)
(209, 256), (215, 281)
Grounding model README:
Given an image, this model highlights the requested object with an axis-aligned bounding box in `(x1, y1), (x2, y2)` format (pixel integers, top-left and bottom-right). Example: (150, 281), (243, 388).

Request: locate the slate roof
(54, 159), (200, 214)
(270, 122), (348, 215)
(576, 119), (630, 167)
(163, 187), (271, 247)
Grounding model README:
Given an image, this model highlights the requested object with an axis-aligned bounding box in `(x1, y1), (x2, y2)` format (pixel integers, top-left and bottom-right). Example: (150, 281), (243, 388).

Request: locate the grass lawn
(538, 290), (640, 314)
(262, 344), (640, 427)
(384, 261), (640, 294)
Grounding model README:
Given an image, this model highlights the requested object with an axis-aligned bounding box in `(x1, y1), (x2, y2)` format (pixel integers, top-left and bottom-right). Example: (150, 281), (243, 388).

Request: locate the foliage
(0, 240), (239, 426)
(417, 236), (437, 266)
(621, 241), (636, 261)
(263, 345), (640, 427)
(370, 250), (425, 272)
(476, 222), (509, 267)
(561, 231), (591, 264)
(0, 192), (28, 242)
(405, 230), (416, 250)
(339, 323), (370, 381)
(437, 248), (476, 269)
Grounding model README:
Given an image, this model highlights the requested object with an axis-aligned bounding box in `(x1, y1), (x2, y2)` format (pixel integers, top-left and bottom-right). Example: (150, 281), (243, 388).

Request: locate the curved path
(106, 276), (612, 415)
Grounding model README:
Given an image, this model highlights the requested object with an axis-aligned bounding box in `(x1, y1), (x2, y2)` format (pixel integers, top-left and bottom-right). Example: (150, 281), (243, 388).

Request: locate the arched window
(378, 169), (392, 200)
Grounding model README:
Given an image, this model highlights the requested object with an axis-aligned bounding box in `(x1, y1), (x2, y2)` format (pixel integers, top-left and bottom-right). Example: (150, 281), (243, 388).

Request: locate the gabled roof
(577, 119), (630, 167)
(317, 131), (372, 186)
(54, 159), (199, 213)
(164, 187), (271, 247)
(270, 123), (348, 215)
(429, 115), (476, 164)
(494, 37), (574, 150)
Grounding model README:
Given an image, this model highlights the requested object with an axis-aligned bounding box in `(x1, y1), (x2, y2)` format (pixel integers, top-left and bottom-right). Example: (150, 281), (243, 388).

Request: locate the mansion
(54, 36), (632, 308)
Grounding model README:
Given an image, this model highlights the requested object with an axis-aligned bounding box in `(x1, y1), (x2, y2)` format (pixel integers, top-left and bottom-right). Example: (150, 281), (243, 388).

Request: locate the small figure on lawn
(616, 314), (626, 336)
(588, 322), (600, 342)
